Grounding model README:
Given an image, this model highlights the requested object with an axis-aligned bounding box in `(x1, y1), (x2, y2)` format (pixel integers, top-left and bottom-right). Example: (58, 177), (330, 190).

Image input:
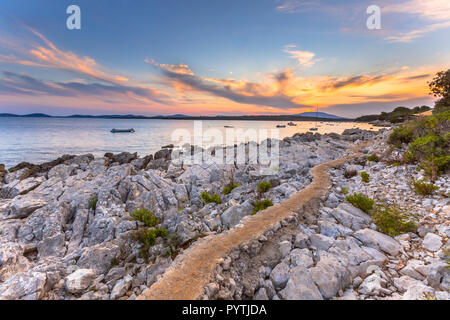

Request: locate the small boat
(309, 105), (320, 131)
(276, 124), (286, 128)
(224, 125), (234, 128)
(111, 128), (135, 133)
(288, 122), (297, 126)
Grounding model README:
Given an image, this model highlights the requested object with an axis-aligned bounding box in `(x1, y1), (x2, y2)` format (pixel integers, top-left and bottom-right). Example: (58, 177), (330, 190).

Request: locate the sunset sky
(0, 0), (449, 117)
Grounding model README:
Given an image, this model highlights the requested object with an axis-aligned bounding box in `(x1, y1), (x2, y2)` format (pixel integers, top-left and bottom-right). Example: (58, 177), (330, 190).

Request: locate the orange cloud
(0, 27), (129, 84)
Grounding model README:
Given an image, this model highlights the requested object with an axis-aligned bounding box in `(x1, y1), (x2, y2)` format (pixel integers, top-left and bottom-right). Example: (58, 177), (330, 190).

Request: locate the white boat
(309, 106), (320, 131)
(111, 128), (135, 133)
(288, 122), (297, 126)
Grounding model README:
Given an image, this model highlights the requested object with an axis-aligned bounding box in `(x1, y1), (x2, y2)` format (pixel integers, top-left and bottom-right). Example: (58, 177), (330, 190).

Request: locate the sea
(0, 117), (378, 168)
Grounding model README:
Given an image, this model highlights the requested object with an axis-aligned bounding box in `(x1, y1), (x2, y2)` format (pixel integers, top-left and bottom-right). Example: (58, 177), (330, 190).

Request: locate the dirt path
(137, 150), (364, 300)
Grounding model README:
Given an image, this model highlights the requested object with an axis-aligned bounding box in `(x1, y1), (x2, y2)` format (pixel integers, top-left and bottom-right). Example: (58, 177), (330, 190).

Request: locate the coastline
(0, 127), (448, 300)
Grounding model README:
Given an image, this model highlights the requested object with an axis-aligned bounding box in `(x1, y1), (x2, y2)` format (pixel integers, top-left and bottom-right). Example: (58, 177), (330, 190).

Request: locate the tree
(429, 69), (450, 113)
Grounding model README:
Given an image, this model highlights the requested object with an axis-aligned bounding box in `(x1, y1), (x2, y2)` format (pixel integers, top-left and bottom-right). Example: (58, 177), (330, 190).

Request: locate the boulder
(354, 228), (401, 256)
(65, 269), (97, 294)
(110, 275), (132, 300)
(5, 194), (47, 219)
(330, 203), (371, 231)
(270, 262), (290, 290)
(309, 234), (334, 251)
(422, 233), (442, 252)
(279, 266), (323, 300)
(289, 249), (314, 268)
(221, 200), (254, 228)
(0, 271), (47, 300)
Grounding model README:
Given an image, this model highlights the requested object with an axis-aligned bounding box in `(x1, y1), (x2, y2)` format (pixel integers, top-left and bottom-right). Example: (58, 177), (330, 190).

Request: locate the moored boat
(111, 128), (135, 133)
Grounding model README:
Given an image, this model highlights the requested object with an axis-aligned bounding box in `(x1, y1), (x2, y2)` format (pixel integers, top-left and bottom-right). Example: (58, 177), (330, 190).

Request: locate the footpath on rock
(137, 149), (364, 300)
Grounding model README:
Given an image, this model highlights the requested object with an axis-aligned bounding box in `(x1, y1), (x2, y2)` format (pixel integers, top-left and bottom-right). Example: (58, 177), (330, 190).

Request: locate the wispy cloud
(0, 71), (169, 104)
(383, 0), (450, 42)
(275, 0), (320, 13)
(385, 20), (450, 43)
(283, 44), (321, 67)
(0, 27), (129, 84)
(0, 27), (171, 105)
(150, 57), (435, 113)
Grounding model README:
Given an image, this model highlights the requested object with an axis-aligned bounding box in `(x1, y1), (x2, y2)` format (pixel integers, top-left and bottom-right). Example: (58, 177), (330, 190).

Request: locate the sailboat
(309, 106), (319, 131)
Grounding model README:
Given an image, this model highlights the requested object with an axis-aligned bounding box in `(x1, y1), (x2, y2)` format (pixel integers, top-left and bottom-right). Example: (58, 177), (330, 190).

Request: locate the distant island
(0, 111), (349, 122)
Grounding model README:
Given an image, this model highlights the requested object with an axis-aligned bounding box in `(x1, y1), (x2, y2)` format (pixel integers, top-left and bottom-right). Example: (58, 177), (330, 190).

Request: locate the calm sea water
(0, 117), (377, 168)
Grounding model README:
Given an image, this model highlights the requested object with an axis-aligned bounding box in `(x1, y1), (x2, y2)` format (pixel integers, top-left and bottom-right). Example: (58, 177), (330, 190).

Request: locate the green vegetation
(345, 193), (374, 213)
(252, 199), (273, 215)
(413, 180), (439, 196)
(360, 171), (370, 183)
(223, 183), (239, 195)
(388, 125), (415, 147)
(370, 205), (417, 237)
(201, 192), (221, 204)
(257, 181), (273, 193)
(131, 208), (160, 227)
(367, 154), (380, 162)
(387, 110), (449, 180)
(133, 227), (169, 259)
(89, 196), (98, 211)
(429, 69), (450, 113)
(341, 187), (349, 195)
(356, 106), (431, 124)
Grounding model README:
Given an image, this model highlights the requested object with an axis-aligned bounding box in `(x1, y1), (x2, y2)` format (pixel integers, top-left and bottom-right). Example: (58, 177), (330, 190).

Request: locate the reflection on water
(0, 117), (379, 168)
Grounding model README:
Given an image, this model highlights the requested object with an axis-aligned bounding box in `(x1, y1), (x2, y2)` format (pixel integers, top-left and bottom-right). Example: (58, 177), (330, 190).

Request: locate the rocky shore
(0, 127), (448, 300)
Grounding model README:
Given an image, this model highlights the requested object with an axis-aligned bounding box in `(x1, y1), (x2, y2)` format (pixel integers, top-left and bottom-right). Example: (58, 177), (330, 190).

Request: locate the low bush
(131, 208), (160, 227)
(370, 205), (417, 237)
(360, 171), (370, 183)
(345, 193), (374, 213)
(133, 227), (169, 259)
(388, 125), (415, 147)
(367, 154), (380, 162)
(201, 192), (221, 204)
(413, 180), (439, 196)
(223, 183), (239, 195)
(341, 187), (349, 195)
(252, 199), (273, 215)
(89, 197), (98, 211)
(257, 181), (273, 193)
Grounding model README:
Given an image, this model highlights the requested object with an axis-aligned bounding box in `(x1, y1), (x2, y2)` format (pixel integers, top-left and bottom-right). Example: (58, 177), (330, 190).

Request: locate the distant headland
(0, 112), (349, 122)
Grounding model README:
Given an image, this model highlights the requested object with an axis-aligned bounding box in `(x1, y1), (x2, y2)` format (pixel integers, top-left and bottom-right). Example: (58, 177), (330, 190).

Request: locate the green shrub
(257, 181), (272, 193)
(408, 133), (449, 178)
(345, 193), (374, 213)
(413, 180), (439, 196)
(360, 171), (370, 183)
(370, 205), (417, 237)
(223, 183), (239, 195)
(131, 208), (160, 227)
(133, 227), (169, 258)
(252, 199), (273, 215)
(341, 187), (349, 195)
(201, 192), (221, 204)
(409, 134), (447, 159)
(367, 155), (380, 162)
(388, 125), (415, 147)
(89, 197), (98, 211)
(403, 151), (416, 163)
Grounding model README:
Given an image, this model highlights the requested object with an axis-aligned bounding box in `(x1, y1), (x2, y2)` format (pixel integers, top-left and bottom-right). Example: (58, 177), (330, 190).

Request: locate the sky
(0, 0), (449, 117)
